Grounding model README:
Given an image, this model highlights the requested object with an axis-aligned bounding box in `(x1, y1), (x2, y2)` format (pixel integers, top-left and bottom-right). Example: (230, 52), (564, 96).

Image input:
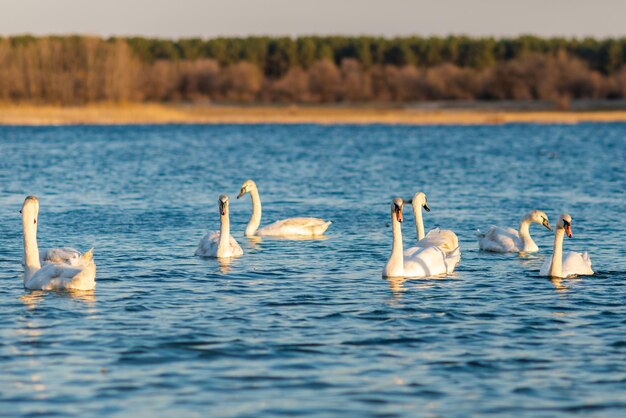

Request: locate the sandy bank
(2, 103), (626, 125)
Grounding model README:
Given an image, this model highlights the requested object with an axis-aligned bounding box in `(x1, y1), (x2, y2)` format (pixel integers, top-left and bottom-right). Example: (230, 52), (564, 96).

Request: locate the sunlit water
(0, 124), (625, 417)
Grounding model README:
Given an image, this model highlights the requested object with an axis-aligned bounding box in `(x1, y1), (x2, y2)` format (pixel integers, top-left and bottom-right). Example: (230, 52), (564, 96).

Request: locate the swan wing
(257, 217), (331, 236)
(477, 226), (520, 252)
(539, 257), (552, 276)
(562, 251), (594, 277)
(39, 247), (82, 265)
(26, 249), (96, 291)
(403, 246), (458, 278)
(418, 228), (459, 253)
(195, 231), (220, 257)
(227, 235), (244, 257)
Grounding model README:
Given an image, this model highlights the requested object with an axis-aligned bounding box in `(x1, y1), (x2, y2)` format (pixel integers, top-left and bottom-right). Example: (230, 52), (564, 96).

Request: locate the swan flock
(19, 180), (595, 290)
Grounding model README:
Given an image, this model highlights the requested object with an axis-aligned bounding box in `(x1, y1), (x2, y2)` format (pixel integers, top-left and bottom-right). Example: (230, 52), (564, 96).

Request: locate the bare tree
(308, 59), (340, 102)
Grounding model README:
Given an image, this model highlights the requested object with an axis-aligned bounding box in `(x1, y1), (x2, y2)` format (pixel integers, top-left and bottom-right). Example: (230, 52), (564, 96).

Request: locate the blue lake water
(0, 123), (625, 417)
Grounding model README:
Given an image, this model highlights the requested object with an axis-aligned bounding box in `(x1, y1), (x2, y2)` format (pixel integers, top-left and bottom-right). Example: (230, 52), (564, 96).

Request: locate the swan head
(21, 196), (39, 225)
(218, 194), (230, 216)
(556, 213), (573, 238)
(391, 198), (404, 223)
(237, 179), (257, 199)
(527, 210), (552, 231)
(406, 192), (430, 212)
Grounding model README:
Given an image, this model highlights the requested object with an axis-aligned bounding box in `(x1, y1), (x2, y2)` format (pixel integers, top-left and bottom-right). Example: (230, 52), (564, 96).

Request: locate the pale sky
(0, 0), (624, 39)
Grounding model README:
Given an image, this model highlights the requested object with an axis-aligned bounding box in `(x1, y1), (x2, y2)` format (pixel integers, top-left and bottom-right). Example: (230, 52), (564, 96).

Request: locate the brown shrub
(308, 59), (340, 102)
(220, 61), (262, 101)
(270, 67), (310, 102)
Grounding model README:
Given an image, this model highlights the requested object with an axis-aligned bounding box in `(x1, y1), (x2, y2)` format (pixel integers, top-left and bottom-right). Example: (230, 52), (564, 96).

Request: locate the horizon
(1, 0), (625, 39)
(3, 32), (626, 41)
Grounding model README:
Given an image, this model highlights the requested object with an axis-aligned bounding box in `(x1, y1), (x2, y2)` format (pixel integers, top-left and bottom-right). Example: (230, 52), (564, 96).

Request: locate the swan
(383, 198), (460, 278)
(21, 196), (96, 291)
(404, 192), (460, 258)
(196, 194), (243, 258)
(477, 210), (552, 252)
(540, 213), (593, 278)
(237, 179), (331, 237)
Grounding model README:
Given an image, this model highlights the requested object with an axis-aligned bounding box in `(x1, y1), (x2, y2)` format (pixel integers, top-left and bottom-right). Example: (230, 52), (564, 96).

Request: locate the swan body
(383, 198), (459, 278)
(196, 195), (243, 258)
(540, 213), (593, 278)
(255, 217), (331, 237)
(404, 192), (460, 257)
(477, 210), (552, 252)
(21, 196), (96, 291)
(237, 179), (331, 237)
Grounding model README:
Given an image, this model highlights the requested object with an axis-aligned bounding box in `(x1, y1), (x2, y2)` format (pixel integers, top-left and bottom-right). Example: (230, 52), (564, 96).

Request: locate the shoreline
(2, 103), (626, 125)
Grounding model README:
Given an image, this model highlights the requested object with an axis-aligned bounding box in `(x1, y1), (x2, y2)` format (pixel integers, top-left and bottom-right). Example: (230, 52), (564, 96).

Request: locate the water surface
(0, 124), (625, 417)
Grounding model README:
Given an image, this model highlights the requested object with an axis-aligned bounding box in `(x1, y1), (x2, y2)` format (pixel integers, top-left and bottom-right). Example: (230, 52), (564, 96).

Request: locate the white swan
(540, 213), (593, 278)
(237, 179), (331, 237)
(21, 196), (96, 291)
(196, 195), (243, 258)
(477, 210), (552, 252)
(404, 192), (460, 259)
(383, 198), (460, 278)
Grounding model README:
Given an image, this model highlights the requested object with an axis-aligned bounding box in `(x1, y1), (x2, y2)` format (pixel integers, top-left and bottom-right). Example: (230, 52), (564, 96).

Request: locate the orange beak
(395, 207), (403, 223)
(564, 224), (572, 238)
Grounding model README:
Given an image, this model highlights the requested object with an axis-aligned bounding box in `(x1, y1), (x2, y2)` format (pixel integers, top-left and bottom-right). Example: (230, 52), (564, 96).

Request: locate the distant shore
(2, 103), (626, 125)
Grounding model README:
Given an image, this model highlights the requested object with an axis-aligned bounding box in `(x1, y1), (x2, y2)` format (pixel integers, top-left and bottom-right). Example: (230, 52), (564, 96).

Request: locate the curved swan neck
(413, 205), (425, 241)
(518, 218), (537, 252)
(23, 216), (41, 280)
(384, 210), (404, 277)
(219, 210), (230, 250)
(245, 188), (262, 236)
(549, 229), (565, 277)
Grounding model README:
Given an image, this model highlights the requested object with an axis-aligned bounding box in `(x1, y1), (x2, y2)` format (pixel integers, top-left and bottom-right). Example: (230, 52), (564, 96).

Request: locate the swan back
(256, 217), (331, 236)
(25, 248), (96, 291)
(417, 228), (459, 253)
(562, 251), (593, 276)
(477, 226), (521, 252)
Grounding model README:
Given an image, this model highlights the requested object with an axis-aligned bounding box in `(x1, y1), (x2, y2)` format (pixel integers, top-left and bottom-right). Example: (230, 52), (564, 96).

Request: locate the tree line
(1, 35), (626, 105)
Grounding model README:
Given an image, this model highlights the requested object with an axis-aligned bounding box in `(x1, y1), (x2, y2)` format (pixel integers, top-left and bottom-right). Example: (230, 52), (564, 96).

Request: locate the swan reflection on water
(247, 234), (328, 243)
(386, 274), (452, 301)
(244, 234), (328, 251)
(548, 275), (584, 292)
(20, 289), (97, 310)
(217, 257), (233, 274)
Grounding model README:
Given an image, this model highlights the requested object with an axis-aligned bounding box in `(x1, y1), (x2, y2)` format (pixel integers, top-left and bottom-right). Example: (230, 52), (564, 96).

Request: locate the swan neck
(384, 211), (404, 277)
(245, 188), (262, 236)
(413, 205), (425, 241)
(23, 217), (41, 280)
(549, 229), (565, 277)
(518, 219), (537, 251)
(218, 211), (230, 250)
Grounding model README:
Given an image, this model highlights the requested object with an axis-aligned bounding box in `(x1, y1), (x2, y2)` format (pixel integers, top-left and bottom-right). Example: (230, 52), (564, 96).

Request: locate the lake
(0, 123), (625, 417)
